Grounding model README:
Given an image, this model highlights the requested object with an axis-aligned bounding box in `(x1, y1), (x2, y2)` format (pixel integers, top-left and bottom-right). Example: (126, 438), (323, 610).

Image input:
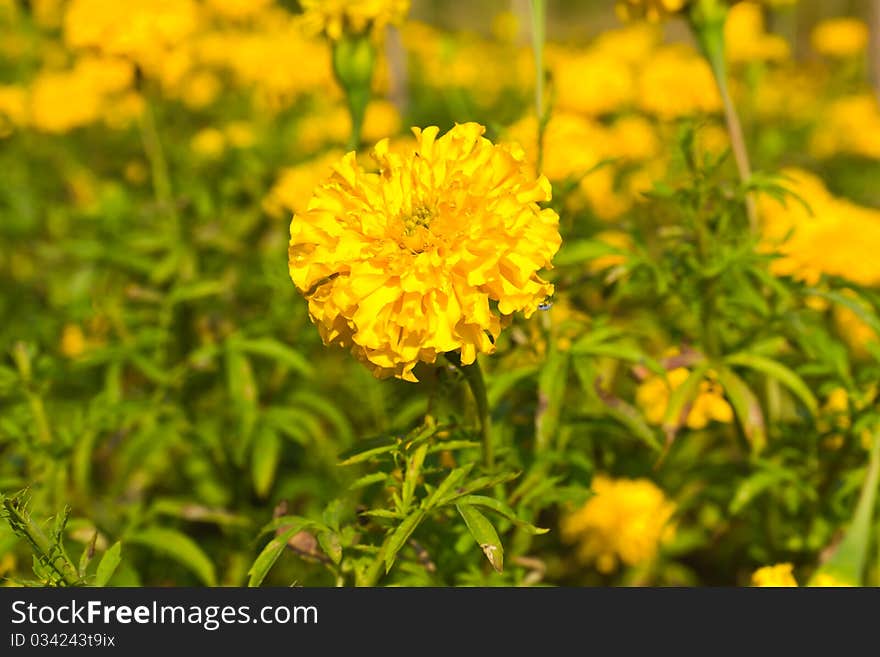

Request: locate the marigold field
(2, 0), (880, 588)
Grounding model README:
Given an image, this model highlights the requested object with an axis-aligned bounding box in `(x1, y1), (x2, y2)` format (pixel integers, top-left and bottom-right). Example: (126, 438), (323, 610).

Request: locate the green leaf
(384, 510), (425, 573)
(432, 470), (520, 508)
(94, 542), (122, 587)
(251, 426), (281, 498)
(248, 520), (315, 587)
(338, 435), (399, 466)
(725, 352), (818, 417)
(715, 365), (767, 454)
(401, 443), (428, 513)
(554, 239), (622, 267)
(317, 530), (342, 566)
(231, 337), (313, 377)
(78, 531), (98, 578)
(349, 472), (390, 490)
(256, 515), (322, 539)
(458, 495), (548, 535)
(225, 347), (258, 460)
(456, 503), (503, 572)
(810, 433), (880, 586)
(536, 348), (569, 452)
(423, 464), (475, 510)
(487, 366), (538, 408)
(128, 528), (217, 586)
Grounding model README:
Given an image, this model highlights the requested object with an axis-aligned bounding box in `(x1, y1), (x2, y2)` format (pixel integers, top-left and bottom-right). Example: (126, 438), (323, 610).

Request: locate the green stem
(689, 0), (758, 233)
(138, 99), (174, 215)
(12, 343), (52, 446)
(445, 352), (494, 470)
(529, 0), (547, 175)
(1, 499), (80, 586)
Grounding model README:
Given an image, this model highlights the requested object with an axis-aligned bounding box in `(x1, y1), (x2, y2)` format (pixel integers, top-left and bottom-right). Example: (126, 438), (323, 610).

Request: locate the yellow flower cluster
(637, 367), (734, 430)
(752, 563), (854, 587)
(811, 95), (880, 160)
(751, 562), (798, 586)
(301, 0), (410, 41)
(616, 0), (688, 22)
(562, 475), (676, 573)
(725, 2), (790, 64)
(288, 123), (561, 381)
(760, 168), (880, 286)
(811, 18), (869, 58)
(26, 56), (140, 133)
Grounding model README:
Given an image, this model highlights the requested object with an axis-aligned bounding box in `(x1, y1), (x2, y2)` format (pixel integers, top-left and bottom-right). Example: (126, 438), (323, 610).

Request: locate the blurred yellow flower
(751, 563), (798, 586)
(551, 48), (634, 116)
(191, 127), (226, 159)
(301, 0), (410, 41)
(28, 56), (136, 133)
(64, 0), (200, 75)
(204, 0), (273, 21)
(811, 95), (880, 160)
(811, 18), (869, 58)
(637, 45), (722, 119)
(759, 168), (880, 286)
(0, 84), (27, 136)
(562, 475), (676, 573)
(288, 123), (561, 381)
(60, 324), (87, 358)
(590, 231), (633, 273)
(725, 2), (790, 64)
(616, 0), (687, 22)
(808, 573), (854, 587)
(264, 149), (345, 218)
(637, 366), (734, 430)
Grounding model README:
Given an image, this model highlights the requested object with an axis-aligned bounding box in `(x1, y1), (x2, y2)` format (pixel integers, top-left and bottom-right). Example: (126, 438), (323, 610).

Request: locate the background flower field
(2, 0), (880, 587)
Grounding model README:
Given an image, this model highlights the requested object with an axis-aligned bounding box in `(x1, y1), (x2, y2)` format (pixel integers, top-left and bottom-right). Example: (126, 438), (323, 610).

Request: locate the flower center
(403, 204), (435, 235)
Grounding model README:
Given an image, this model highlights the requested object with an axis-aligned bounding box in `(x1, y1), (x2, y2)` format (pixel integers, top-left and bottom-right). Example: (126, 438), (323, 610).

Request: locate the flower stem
(446, 352), (494, 470)
(138, 98), (174, 216)
(689, 0), (758, 233)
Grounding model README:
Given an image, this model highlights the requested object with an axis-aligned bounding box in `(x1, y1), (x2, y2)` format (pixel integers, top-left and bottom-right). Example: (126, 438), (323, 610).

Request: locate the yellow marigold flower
(191, 128), (226, 159)
(61, 324), (87, 359)
(64, 0), (199, 68)
(301, 0), (410, 41)
(637, 45), (722, 119)
(759, 168), (880, 286)
(264, 149), (345, 218)
(616, 0), (687, 22)
(725, 2), (790, 64)
(637, 366), (733, 429)
(551, 48), (635, 116)
(288, 123), (561, 381)
(752, 563), (798, 587)
(808, 573), (854, 587)
(811, 95), (880, 160)
(562, 475), (676, 573)
(0, 84), (27, 137)
(811, 18), (869, 58)
(834, 296), (879, 359)
(590, 231), (633, 273)
(204, 0), (273, 21)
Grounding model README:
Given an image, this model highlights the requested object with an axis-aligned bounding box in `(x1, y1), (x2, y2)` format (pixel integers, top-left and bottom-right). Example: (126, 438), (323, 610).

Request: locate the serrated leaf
(401, 443), (428, 513)
(317, 530), (342, 565)
(93, 542), (121, 587)
(456, 503), (503, 572)
(248, 520), (314, 587)
(338, 435), (399, 466)
(128, 528), (216, 586)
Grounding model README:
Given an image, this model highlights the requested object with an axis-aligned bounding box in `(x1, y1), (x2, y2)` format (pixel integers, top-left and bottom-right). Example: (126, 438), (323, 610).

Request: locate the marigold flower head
(811, 18), (869, 59)
(562, 475), (676, 573)
(637, 365), (733, 430)
(288, 123), (561, 382)
(301, 0), (410, 41)
(751, 563), (798, 587)
(616, 0), (688, 22)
